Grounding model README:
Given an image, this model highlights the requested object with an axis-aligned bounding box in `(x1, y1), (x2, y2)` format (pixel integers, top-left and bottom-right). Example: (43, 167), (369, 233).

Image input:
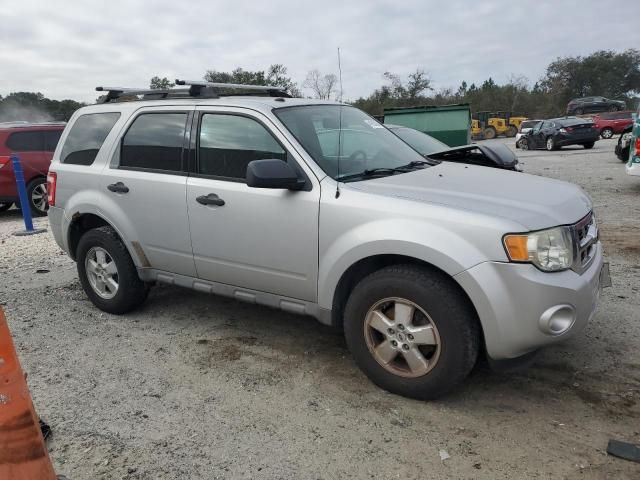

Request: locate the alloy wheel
(85, 247), (119, 299)
(363, 297), (441, 378)
(31, 183), (48, 213)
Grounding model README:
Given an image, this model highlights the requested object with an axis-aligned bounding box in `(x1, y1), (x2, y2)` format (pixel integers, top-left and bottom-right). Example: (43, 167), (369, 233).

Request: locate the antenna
(336, 47), (343, 199)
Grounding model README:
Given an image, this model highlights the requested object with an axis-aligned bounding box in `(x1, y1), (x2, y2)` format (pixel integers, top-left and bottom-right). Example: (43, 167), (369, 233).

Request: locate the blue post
(10, 153), (46, 236)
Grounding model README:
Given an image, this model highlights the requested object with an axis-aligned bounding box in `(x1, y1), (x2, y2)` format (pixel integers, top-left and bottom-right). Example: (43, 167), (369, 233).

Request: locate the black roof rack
(96, 80), (291, 104)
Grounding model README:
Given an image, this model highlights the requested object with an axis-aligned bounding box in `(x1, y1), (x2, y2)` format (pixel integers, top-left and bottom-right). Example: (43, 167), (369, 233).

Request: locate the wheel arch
(327, 253), (482, 335)
(66, 211), (142, 268)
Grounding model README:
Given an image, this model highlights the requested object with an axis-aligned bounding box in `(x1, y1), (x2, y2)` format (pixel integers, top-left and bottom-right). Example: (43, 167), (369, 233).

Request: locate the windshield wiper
(337, 160), (430, 182)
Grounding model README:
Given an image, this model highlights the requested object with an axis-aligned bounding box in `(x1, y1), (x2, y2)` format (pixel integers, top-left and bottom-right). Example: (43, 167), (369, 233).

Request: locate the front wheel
(600, 128), (613, 139)
(77, 226), (149, 314)
(343, 265), (480, 400)
(517, 138), (529, 150)
(583, 142), (595, 149)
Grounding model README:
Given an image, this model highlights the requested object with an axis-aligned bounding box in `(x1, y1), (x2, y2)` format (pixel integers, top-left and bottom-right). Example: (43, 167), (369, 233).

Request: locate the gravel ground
(1, 137), (639, 479)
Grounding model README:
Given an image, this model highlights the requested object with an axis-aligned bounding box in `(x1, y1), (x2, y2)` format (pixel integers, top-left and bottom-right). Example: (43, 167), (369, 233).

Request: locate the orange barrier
(0, 306), (57, 479)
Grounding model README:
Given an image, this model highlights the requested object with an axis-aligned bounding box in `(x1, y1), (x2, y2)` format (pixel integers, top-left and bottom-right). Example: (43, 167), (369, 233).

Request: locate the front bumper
(454, 242), (604, 360)
(627, 158), (640, 176)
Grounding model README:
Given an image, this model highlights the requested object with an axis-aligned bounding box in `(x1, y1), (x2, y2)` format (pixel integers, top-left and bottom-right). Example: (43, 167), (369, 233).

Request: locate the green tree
(203, 64), (301, 96)
(149, 76), (175, 89)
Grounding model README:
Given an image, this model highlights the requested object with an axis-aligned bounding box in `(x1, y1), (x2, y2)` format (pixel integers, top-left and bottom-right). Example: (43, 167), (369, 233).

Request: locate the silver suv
(47, 82), (606, 399)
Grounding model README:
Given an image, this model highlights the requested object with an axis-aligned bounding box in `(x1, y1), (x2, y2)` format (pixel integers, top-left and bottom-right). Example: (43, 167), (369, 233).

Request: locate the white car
(515, 120), (542, 148)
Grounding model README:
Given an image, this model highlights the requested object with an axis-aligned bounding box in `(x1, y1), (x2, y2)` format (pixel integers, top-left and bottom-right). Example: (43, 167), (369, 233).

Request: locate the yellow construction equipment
(471, 111), (528, 139)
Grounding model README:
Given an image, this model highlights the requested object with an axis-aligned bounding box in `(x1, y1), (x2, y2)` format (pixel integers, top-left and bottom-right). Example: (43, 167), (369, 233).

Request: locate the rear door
(100, 106), (197, 277)
(186, 107), (320, 301)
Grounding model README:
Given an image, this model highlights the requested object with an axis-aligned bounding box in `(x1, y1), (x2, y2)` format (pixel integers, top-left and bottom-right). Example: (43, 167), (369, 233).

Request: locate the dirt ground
(1, 137), (639, 479)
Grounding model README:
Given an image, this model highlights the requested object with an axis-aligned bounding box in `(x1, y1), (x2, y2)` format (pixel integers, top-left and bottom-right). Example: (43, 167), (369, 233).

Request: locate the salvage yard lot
(1, 137), (639, 479)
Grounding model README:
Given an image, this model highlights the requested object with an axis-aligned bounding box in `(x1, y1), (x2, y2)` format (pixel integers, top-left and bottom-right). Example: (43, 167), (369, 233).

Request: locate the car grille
(571, 212), (598, 274)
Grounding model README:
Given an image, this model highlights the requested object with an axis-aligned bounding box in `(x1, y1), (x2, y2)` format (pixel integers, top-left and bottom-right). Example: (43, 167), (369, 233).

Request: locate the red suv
(592, 111), (634, 139)
(0, 122), (65, 216)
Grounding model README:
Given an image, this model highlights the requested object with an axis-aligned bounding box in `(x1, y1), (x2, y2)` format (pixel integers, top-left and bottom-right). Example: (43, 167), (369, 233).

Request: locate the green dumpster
(383, 104), (471, 147)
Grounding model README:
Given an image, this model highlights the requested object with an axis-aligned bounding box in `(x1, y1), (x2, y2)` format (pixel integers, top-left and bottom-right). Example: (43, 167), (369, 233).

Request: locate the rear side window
(6, 131), (44, 152)
(121, 113), (187, 172)
(61, 113), (120, 165)
(198, 114), (286, 179)
(44, 130), (62, 152)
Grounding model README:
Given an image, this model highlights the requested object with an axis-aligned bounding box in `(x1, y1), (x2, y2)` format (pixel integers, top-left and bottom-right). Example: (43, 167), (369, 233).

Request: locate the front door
(186, 108), (320, 301)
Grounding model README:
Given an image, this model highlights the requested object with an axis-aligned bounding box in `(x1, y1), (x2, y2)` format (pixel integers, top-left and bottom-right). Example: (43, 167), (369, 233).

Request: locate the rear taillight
(47, 171), (57, 207)
(635, 138), (640, 156)
(0, 156), (9, 169)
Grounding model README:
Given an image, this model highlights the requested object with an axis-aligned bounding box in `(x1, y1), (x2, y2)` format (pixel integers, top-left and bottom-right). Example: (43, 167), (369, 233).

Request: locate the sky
(1, 0), (640, 103)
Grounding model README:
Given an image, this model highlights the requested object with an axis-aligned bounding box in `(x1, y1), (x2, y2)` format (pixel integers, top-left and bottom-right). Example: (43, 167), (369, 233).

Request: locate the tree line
(1, 49), (638, 123)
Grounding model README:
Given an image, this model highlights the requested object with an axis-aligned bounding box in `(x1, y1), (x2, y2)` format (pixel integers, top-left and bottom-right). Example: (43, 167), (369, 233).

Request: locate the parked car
(48, 82), (606, 400)
(593, 111), (634, 139)
(515, 119), (542, 149)
(566, 96), (626, 115)
(520, 117), (599, 151)
(615, 125), (634, 162)
(0, 122), (65, 215)
(625, 109), (640, 177)
(385, 124), (520, 171)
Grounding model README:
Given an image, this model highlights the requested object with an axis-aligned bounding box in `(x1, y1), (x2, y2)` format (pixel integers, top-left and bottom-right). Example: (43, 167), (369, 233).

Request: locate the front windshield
(389, 127), (449, 155)
(274, 105), (429, 180)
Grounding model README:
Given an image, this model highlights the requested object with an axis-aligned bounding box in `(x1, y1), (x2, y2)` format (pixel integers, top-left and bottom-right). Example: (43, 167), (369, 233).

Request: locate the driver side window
(198, 114), (287, 180)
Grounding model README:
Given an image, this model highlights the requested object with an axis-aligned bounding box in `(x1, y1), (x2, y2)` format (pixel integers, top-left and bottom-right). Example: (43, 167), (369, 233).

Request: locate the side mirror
(246, 159), (305, 190)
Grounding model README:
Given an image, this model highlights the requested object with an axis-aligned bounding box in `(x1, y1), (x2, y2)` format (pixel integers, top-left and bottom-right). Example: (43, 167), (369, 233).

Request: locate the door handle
(196, 193), (225, 206)
(107, 182), (129, 193)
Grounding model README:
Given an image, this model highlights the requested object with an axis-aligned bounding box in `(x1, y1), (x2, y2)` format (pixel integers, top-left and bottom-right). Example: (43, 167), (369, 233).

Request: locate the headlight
(503, 226), (574, 272)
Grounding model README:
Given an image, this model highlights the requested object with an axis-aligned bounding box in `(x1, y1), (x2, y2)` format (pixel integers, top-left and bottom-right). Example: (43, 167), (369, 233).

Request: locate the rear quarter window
(61, 112), (120, 165)
(6, 131), (44, 151)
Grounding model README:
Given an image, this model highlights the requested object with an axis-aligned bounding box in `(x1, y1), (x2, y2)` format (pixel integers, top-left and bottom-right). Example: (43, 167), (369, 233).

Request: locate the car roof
(76, 96), (343, 117)
(0, 121), (66, 132)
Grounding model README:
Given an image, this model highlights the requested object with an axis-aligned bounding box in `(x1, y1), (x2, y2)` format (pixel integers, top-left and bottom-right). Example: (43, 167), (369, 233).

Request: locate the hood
(347, 162), (591, 230)
(427, 142), (519, 170)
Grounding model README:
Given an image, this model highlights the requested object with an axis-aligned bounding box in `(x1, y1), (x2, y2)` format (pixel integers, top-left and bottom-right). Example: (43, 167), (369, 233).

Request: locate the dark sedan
(566, 96), (626, 115)
(521, 117), (599, 151)
(386, 124), (521, 171)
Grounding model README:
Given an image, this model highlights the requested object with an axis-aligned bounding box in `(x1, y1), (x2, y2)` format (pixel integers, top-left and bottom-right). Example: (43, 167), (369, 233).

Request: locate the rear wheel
(0, 202), (12, 212)
(506, 126), (518, 138)
(483, 126), (497, 140)
(600, 128), (613, 139)
(583, 142), (595, 149)
(343, 265), (480, 400)
(26, 178), (48, 216)
(77, 226), (149, 314)
(608, 105), (618, 112)
(575, 108), (584, 115)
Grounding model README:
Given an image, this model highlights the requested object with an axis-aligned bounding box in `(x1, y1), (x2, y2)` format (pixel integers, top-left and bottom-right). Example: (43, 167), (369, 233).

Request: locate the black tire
(517, 138), (529, 150)
(608, 105), (618, 112)
(0, 202), (12, 212)
(26, 177), (49, 217)
(505, 125), (518, 138)
(618, 147), (630, 162)
(583, 142), (595, 149)
(76, 226), (149, 314)
(483, 126), (497, 140)
(545, 136), (557, 151)
(600, 128), (613, 139)
(575, 108), (584, 115)
(343, 264), (480, 400)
